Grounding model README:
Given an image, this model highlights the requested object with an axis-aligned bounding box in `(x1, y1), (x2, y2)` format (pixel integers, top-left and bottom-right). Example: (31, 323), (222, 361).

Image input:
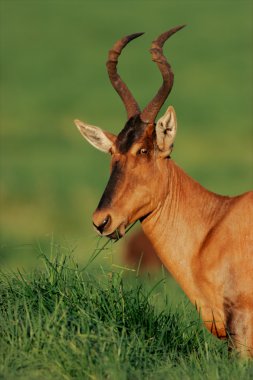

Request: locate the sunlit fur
(75, 25), (253, 357)
(89, 112), (253, 357)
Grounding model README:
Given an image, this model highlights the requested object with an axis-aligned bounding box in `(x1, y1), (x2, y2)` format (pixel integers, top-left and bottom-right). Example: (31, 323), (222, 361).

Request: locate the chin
(106, 223), (127, 240)
(107, 231), (122, 240)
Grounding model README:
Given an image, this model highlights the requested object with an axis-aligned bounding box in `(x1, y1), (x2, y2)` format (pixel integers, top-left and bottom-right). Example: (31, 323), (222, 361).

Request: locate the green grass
(1, 251), (253, 380)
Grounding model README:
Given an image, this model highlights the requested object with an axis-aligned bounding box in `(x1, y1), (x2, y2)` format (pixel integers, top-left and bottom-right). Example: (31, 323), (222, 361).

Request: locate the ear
(74, 119), (116, 153)
(155, 106), (177, 158)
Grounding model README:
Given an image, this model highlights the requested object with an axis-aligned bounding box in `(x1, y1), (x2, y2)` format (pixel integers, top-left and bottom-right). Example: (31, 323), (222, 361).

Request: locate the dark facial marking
(97, 160), (123, 210)
(116, 114), (147, 154)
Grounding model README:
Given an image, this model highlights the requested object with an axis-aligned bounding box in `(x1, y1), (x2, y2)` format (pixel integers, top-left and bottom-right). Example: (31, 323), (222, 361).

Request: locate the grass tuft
(0, 252), (252, 379)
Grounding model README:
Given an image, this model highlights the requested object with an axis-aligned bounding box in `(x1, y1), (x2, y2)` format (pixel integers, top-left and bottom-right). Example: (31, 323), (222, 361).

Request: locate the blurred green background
(0, 0), (252, 265)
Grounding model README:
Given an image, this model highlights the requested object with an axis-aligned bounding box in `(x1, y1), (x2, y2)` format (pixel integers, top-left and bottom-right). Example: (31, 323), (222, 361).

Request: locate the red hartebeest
(74, 26), (253, 356)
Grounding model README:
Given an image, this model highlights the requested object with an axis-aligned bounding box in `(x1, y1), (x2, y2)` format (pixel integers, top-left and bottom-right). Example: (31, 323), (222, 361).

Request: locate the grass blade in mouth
(82, 221), (138, 269)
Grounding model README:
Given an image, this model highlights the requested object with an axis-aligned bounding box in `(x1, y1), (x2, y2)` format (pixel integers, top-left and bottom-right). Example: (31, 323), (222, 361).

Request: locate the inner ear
(155, 106), (177, 157)
(74, 119), (116, 153)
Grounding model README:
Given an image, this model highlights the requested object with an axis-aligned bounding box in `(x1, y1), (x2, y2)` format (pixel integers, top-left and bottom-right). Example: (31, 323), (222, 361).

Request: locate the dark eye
(138, 148), (148, 155)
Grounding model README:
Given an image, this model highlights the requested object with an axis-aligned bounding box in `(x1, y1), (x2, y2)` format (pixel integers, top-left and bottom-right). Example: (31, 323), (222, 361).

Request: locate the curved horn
(106, 32), (144, 120)
(141, 25), (185, 123)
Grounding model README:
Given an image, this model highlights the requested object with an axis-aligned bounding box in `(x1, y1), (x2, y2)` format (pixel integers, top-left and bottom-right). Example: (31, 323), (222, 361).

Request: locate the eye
(138, 148), (148, 155)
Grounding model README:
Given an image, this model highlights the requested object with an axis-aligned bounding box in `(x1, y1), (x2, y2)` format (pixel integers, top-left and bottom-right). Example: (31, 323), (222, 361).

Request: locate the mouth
(106, 222), (127, 240)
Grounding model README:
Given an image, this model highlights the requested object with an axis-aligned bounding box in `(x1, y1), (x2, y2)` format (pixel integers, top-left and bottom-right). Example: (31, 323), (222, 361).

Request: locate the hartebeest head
(75, 26), (185, 239)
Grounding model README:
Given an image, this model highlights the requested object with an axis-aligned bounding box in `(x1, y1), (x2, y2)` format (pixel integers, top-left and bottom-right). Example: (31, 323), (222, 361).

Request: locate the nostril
(101, 215), (111, 229)
(93, 215), (111, 234)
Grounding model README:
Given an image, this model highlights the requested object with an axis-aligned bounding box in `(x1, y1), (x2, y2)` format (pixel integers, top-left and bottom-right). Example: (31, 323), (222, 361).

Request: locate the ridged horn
(106, 32), (144, 120)
(141, 25), (185, 123)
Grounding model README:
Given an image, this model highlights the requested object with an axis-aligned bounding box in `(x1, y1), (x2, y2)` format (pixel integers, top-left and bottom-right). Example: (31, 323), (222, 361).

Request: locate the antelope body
(74, 26), (253, 356)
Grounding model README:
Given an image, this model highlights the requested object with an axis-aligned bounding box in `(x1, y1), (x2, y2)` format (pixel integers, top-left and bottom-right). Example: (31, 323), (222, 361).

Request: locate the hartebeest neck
(141, 160), (231, 303)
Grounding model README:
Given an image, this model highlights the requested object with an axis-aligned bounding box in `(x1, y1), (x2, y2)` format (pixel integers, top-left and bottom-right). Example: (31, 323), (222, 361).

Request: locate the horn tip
(126, 32), (145, 41)
(177, 24), (187, 30)
(169, 24), (187, 34)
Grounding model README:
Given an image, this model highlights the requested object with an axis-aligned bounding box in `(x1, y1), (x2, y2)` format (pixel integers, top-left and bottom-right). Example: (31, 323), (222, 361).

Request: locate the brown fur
(92, 129), (253, 357)
(75, 28), (252, 356)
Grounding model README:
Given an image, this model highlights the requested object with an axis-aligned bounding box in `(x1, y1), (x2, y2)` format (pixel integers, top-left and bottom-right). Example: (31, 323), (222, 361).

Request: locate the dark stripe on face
(97, 161), (123, 210)
(116, 114), (147, 154)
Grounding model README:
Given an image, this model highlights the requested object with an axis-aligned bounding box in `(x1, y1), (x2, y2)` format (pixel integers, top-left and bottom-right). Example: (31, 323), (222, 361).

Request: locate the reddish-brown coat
(75, 28), (253, 356)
